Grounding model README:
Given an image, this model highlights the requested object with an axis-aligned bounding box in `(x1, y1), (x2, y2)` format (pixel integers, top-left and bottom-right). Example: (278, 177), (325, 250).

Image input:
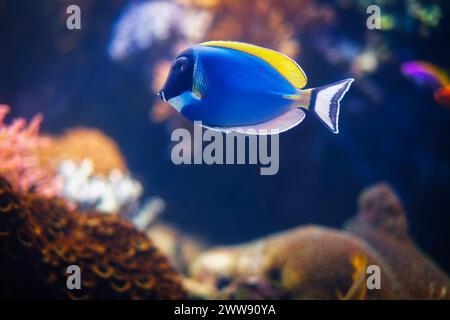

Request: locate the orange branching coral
(38, 127), (128, 176)
(0, 104), (62, 197)
(0, 176), (186, 299)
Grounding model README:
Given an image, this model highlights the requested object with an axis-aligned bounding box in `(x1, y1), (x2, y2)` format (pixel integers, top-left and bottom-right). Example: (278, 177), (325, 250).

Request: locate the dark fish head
(159, 49), (194, 102)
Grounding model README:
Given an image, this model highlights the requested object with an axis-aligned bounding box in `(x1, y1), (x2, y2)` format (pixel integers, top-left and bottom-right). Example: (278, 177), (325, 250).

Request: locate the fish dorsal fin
(200, 41), (307, 89)
(200, 109), (306, 135)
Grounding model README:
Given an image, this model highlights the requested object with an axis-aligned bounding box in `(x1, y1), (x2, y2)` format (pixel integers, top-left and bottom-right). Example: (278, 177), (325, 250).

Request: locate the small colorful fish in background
(433, 85), (450, 108)
(400, 60), (450, 108)
(159, 41), (354, 134)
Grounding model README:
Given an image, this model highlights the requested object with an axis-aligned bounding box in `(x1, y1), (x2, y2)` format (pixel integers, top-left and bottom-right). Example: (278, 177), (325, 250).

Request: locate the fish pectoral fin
(192, 54), (208, 100)
(200, 41), (307, 89)
(200, 109), (306, 135)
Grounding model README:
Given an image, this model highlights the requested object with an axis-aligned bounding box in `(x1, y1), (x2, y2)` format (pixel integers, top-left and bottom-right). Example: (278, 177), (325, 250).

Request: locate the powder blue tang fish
(159, 41), (354, 134)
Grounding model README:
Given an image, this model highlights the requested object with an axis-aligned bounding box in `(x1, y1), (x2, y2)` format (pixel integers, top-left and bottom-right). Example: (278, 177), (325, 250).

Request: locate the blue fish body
(181, 45), (298, 127)
(160, 41), (354, 134)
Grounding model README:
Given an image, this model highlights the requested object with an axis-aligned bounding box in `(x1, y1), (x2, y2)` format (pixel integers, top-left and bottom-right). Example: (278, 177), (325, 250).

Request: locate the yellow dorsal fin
(200, 41), (307, 89)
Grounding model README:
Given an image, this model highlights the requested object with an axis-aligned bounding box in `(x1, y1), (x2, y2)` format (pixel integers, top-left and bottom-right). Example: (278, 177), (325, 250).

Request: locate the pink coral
(0, 104), (62, 197)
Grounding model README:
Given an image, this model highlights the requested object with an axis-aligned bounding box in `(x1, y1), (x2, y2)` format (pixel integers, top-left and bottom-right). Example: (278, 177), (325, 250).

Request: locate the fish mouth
(158, 90), (167, 102)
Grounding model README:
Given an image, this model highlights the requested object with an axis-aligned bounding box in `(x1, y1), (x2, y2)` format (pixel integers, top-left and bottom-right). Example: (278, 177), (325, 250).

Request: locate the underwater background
(1, 0), (450, 299)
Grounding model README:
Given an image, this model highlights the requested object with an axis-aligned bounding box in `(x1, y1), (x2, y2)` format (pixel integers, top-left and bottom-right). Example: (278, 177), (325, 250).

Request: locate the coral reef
(38, 128), (128, 176)
(345, 183), (450, 299)
(1, 106), (167, 228)
(0, 176), (186, 299)
(188, 226), (396, 299)
(1, 108), (148, 215)
(0, 104), (62, 197)
(40, 128), (146, 215)
(187, 183), (450, 300)
(0, 106), (184, 299)
(146, 223), (206, 273)
(57, 159), (142, 215)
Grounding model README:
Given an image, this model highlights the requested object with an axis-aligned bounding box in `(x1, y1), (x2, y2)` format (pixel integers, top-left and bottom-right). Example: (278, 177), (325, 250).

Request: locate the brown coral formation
(189, 226), (397, 299)
(146, 223), (206, 273)
(38, 127), (128, 176)
(187, 183), (450, 300)
(345, 183), (450, 299)
(0, 176), (186, 299)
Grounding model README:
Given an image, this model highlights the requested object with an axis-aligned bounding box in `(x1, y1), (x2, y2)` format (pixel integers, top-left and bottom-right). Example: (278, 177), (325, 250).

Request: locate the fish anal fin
(200, 109), (305, 135)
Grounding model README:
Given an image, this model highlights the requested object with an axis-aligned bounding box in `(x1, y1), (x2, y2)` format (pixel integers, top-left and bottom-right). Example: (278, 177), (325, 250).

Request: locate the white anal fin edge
(198, 109), (306, 135)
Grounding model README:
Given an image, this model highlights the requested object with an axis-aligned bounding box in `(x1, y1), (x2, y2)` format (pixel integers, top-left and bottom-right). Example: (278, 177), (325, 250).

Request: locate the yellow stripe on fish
(200, 41), (308, 89)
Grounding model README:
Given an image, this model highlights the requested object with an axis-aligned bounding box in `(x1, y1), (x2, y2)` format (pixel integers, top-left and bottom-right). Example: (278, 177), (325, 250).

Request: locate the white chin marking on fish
(168, 91), (198, 112)
(168, 95), (184, 112)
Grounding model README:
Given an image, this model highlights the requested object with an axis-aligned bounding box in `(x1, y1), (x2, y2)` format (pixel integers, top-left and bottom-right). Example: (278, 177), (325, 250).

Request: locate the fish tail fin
(308, 78), (354, 134)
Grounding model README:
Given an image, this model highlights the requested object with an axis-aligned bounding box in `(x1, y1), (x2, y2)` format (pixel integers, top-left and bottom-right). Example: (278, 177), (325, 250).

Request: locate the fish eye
(174, 57), (189, 72)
